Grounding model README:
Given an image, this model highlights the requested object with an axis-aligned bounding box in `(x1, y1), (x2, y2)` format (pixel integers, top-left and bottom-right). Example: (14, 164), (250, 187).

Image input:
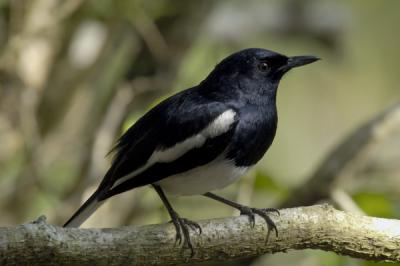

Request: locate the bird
(64, 48), (319, 254)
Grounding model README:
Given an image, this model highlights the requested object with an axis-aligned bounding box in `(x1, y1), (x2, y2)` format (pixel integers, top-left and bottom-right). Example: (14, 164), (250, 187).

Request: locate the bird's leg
(203, 192), (279, 238)
(152, 185), (201, 255)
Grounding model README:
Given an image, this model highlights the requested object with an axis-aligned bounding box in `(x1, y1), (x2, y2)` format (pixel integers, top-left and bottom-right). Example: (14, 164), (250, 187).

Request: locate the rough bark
(0, 205), (399, 265)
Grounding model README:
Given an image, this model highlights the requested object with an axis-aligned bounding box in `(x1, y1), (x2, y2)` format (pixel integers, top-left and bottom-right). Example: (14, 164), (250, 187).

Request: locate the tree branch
(283, 103), (400, 207)
(1, 205), (399, 265)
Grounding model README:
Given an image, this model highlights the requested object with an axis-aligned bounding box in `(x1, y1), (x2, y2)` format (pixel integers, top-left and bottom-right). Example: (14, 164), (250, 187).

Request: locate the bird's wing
(99, 91), (238, 199)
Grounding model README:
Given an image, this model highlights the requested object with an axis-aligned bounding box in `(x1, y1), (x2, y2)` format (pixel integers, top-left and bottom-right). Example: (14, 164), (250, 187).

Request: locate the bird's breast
(227, 106), (277, 167)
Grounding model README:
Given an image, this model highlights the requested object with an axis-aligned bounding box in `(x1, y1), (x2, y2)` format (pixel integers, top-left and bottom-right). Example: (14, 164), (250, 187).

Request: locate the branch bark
(1, 205), (399, 265)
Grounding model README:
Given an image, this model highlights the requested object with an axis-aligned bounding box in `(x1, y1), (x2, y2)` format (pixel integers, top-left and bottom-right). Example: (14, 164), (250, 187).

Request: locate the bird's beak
(278, 55), (320, 73)
(287, 55), (320, 68)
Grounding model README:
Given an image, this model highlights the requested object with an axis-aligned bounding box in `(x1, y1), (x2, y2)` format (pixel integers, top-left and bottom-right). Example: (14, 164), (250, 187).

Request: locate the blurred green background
(0, 0), (399, 265)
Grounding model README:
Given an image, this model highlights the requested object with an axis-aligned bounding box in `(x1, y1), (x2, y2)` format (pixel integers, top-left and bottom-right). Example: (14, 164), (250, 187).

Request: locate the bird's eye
(258, 62), (269, 72)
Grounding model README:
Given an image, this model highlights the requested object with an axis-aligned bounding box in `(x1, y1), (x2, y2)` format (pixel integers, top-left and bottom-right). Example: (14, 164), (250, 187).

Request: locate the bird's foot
(169, 211), (202, 256)
(239, 206), (279, 239)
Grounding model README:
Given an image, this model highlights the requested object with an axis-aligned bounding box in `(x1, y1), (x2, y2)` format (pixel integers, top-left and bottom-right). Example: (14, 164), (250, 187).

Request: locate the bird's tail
(63, 189), (105, 228)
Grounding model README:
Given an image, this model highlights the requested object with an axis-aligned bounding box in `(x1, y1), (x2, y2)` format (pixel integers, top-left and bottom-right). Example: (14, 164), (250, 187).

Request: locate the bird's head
(205, 48), (319, 93)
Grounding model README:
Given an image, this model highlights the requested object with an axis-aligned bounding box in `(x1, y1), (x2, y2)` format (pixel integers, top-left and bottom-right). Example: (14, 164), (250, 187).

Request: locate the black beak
(279, 55), (320, 73)
(287, 55), (320, 68)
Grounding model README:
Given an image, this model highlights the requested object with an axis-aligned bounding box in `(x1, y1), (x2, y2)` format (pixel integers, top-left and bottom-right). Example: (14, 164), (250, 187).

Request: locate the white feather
(112, 109), (236, 189)
(157, 158), (249, 196)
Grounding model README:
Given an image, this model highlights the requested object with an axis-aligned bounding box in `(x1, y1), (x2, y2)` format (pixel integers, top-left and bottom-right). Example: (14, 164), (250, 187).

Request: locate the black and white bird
(64, 48), (319, 252)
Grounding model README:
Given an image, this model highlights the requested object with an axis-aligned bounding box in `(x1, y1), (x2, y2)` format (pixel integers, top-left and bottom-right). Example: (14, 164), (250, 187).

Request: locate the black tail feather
(63, 189), (104, 228)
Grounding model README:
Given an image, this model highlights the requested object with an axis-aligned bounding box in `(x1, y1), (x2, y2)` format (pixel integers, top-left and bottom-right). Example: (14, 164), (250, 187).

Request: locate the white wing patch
(111, 109), (236, 189)
(150, 109), (236, 163)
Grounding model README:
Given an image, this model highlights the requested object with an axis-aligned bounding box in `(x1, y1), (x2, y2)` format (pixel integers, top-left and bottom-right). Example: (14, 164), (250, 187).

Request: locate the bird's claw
(182, 218), (202, 234)
(239, 206), (279, 239)
(169, 212), (202, 256)
(239, 206), (256, 227)
(261, 207), (280, 216)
